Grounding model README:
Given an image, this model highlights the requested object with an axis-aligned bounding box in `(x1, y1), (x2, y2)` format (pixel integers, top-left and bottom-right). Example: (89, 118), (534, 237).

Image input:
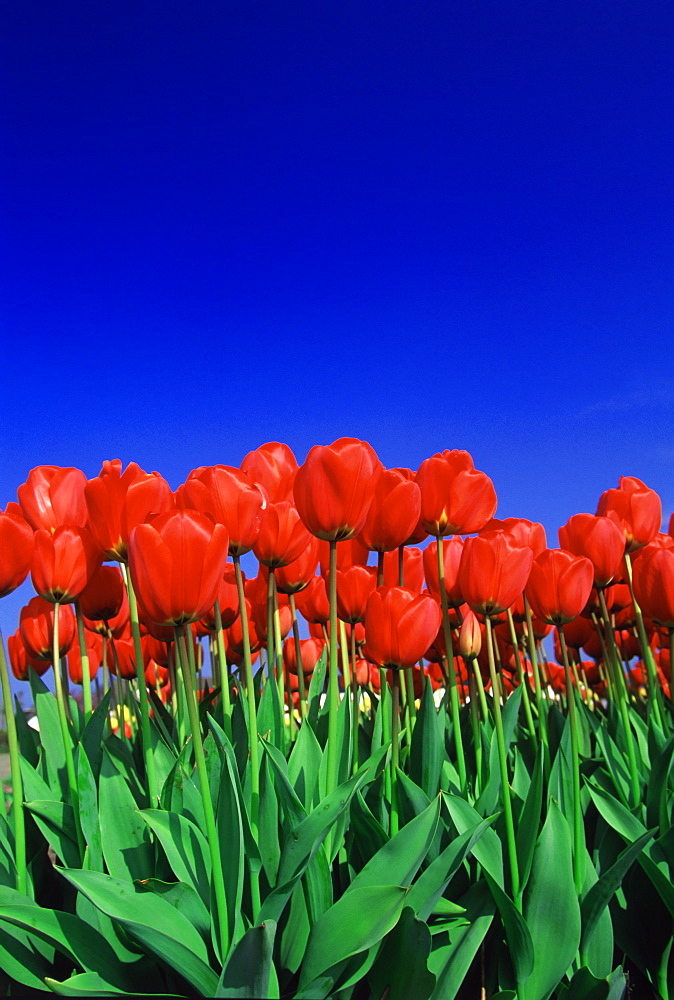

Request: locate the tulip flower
(275, 536), (320, 594)
(383, 545), (425, 591)
(364, 586), (441, 670)
(423, 538), (464, 606)
(558, 513), (625, 589)
(357, 468), (421, 552)
(7, 628), (50, 680)
(294, 574), (330, 625)
(78, 564), (127, 623)
(30, 526), (101, 604)
(20, 596), (76, 660)
(294, 437), (381, 541)
(458, 610), (482, 661)
(632, 544), (674, 628)
(525, 548), (594, 626)
(336, 565), (377, 623)
(282, 636), (324, 676)
(67, 631), (102, 684)
(128, 509), (229, 626)
(484, 517), (547, 557)
(85, 459), (174, 561)
(199, 565), (240, 631)
(415, 450), (497, 536)
(596, 476), (662, 553)
(182, 465), (264, 556)
(18, 465), (88, 532)
(0, 503), (34, 598)
(459, 531), (534, 617)
(240, 442), (298, 504)
(253, 501), (312, 568)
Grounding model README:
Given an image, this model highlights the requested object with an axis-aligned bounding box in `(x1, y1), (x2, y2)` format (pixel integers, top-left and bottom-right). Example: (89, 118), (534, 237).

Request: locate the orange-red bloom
(0, 503), (34, 598)
(7, 629), (50, 680)
(357, 468), (421, 552)
(458, 531), (533, 617)
(525, 548), (594, 626)
(275, 536), (320, 594)
(558, 513), (625, 589)
(18, 466), (88, 532)
(128, 509), (229, 626)
(181, 465), (264, 556)
(423, 537), (464, 607)
(240, 442), (298, 504)
(336, 565), (378, 623)
(294, 437), (381, 541)
(596, 476), (662, 553)
(294, 574), (330, 625)
(253, 501), (312, 568)
(415, 450), (497, 536)
(282, 636), (324, 676)
(79, 564), (127, 623)
(364, 586), (441, 669)
(31, 526), (101, 604)
(20, 596), (76, 660)
(632, 544), (674, 628)
(85, 459), (174, 561)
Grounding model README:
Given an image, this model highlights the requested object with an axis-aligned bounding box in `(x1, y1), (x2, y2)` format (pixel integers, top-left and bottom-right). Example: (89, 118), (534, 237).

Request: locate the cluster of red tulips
(1, 440), (672, 721)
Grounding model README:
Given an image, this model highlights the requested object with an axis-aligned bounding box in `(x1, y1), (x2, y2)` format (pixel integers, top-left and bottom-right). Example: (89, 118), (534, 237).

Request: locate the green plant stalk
(289, 594), (307, 719)
(326, 540), (340, 800)
(266, 570), (286, 752)
(350, 626), (360, 774)
(623, 551), (665, 729)
(52, 603), (85, 858)
(176, 626), (229, 963)
(272, 573), (295, 743)
(74, 601), (93, 722)
(0, 630), (27, 894)
(523, 596), (550, 761)
(597, 588), (641, 807)
(390, 668), (400, 837)
(506, 609), (536, 748)
(101, 633), (110, 695)
(120, 564), (158, 805)
(379, 668), (392, 803)
(557, 627), (585, 895)
(405, 666), (417, 733)
(485, 616), (520, 904)
(339, 619), (351, 688)
(213, 599), (232, 740)
(436, 535), (467, 789)
(468, 667), (482, 796)
(232, 553), (261, 917)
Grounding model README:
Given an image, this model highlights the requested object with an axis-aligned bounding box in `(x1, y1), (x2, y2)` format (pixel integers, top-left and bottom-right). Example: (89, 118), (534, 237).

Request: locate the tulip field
(2, 442), (674, 999)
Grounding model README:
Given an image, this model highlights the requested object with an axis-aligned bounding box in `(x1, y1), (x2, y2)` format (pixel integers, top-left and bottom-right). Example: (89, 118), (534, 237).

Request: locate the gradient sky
(2, 2), (673, 689)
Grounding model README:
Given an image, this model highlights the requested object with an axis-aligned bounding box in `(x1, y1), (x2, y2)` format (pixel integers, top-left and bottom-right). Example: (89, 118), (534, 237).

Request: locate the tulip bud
(459, 611), (482, 660)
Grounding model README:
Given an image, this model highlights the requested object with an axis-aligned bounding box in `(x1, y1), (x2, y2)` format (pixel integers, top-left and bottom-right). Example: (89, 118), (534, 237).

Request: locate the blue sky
(1, 1), (673, 686)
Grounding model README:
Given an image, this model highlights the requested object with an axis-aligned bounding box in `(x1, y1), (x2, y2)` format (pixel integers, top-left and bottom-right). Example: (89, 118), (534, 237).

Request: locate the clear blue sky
(2, 1), (673, 678)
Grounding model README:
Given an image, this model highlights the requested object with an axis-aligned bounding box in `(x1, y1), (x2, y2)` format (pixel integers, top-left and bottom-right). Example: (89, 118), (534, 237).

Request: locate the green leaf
(45, 971), (183, 996)
(80, 689), (111, 780)
(483, 872), (534, 987)
(58, 868), (219, 997)
(428, 881), (495, 1000)
(136, 879), (211, 942)
(76, 745), (103, 871)
(367, 905), (435, 1000)
(443, 792), (504, 887)
(298, 885), (408, 990)
(288, 715), (323, 809)
(216, 920), (277, 998)
(258, 752), (281, 885)
(0, 916), (55, 991)
(520, 800), (581, 1000)
(409, 676), (443, 800)
(140, 809), (211, 906)
(98, 750), (153, 881)
(24, 800), (80, 868)
(515, 743), (544, 892)
(558, 966), (610, 1000)
(349, 790), (388, 869)
(306, 647), (328, 732)
(30, 670), (70, 801)
(216, 728), (247, 951)
(346, 795), (440, 895)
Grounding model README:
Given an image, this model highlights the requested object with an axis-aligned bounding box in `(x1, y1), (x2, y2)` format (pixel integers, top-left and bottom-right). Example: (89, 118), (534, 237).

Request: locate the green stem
(390, 669), (400, 837)
(405, 666), (417, 734)
(175, 626), (229, 963)
(380, 668), (392, 804)
(557, 627), (585, 895)
(120, 564), (158, 805)
(436, 536), (466, 789)
(623, 551), (665, 729)
(51, 603), (84, 858)
(351, 626), (360, 774)
(74, 602), (93, 722)
(485, 616), (520, 904)
(289, 594), (307, 720)
(0, 631), (27, 894)
(213, 600), (232, 740)
(506, 609), (536, 750)
(326, 540), (340, 798)
(523, 596), (550, 766)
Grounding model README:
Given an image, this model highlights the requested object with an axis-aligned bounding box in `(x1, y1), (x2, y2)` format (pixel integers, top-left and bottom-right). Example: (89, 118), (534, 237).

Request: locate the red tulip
(18, 465), (88, 532)
(79, 564), (127, 623)
(336, 565), (378, 623)
(275, 536), (320, 594)
(383, 545), (425, 591)
(240, 442), (298, 504)
(7, 629), (50, 680)
(253, 501), (312, 568)
(107, 635), (138, 679)
(294, 437), (381, 541)
(484, 517), (547, 557)
(227, 598), (262, 657)
(294, 574), (330, 625)
(525, 548), (595, 626)
(596, 476), (662, 553)
(199, 565), (240, 631)
(128, 509), (229, 626)
(357, 468), (421, 552)
(20, 596), (76, 660)
(67, 631), (102, 684)
(423, 537), (464, 606)
(458, 531), (533, 617)
(364, 586), (441, 669)
(458, 610), (482, 660)
(558, 513), (626, 589)
(317, 536), (370, 577)
(282, 636), (324, 676)
(0, 503), (34, 598)
(31, 526), (101, 604)
(181, 465), (264, 556)
(632, 544), (674, 628)
(559, 615), (595, 649)
(85, 459), (174, 561)
(415, 451), (497, 536)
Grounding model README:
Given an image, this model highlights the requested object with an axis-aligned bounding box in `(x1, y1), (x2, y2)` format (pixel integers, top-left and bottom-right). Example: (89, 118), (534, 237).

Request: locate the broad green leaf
(515, 743), (544, 892)
(98, 750), (153, 881)
(216, 919), (277, 998)
(25, 800), (80, 868)
(0, 918), (55, 991)
(140, 809), (211, 905)
(520, 800), (581, 1000)
(45, 972), (180, 996)
(136, 879), (210, 942)
(76, 745), (103, 871)
(58, 868), (218, 997)
(298, 885), (408, 990)
(306, 648), (328, 732)
(646, 733), (674, 833)
(428, 881), (495, 1000)
(443, 792), (504, 887)
(79, 689), (111, 780)
(258, 752), (281, 885)
(578, 849), (614, 980)
(483, 872), (534, 987)
(367, 905), (435, 1000)
(409, 675), (443, 799)
(30, 670), (70, 801)
(349, 790), (388, 868)
(558, 966), (611, 1000)
(14, 695), (39, 767)
(287, 717), (323, 809)
(216, 729), (246, 951)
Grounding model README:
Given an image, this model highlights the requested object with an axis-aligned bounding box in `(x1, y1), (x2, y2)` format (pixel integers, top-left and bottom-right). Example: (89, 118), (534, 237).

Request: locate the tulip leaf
(58, 868), (219, 997)
(367, 905), (436, 1000)
(287, 717), (323, 810)
(0, 915), (55, 991)
(515, 742), (544, 892)
(346, 794), (440, 895)
(578, 848), (614, 979)
(76, 745), (103, 871)
(216, 919), (277, 998)
(30, 671), (70, 802)
(79, 689), (111, 780)
(520, 800), (580, 1000)
(306, 648), (328, 731)
(139, 809), (211, 906)
(409, 675), (443, 799)
(13, 695), (40, 767)
(349, 789), (388, 869)
(98, 750), (153, 881)
(216, 729), (247, 950)
(443, 793), (504, 888)
(44, 971), (184, 997)
(427, 881), (495, 1000)
(646, 733), (674, 833)
(258, 752), (281, 885)
(135, 879), (211, 943)
(207, 716), (260, 866)
(298, 884), (409, 991)
(24, 799), (80, 869)
(483, 871), (534, 986)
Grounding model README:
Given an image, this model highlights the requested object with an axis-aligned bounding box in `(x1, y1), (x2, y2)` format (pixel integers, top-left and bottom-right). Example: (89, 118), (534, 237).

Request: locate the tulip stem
(52, 603), (85, 859)
(213, 600), (232, 741)
(390, 668), (400, 837)
(436, 536), (467, 789)
(523, 597), (550, 769)
(506, 610), (537, 750)
(350, 627), (360, 773)
(74, 601), (93, 723)
(0, 631), (27, 895)
(326, 541), (340, 803)
(623, 552), (665, 730)
(175, 626), (229, 964)
(289, 594), (307, 720)
(485, 616), (520, 904)
(557, 627), (585, 895)
(120, 564), (158, 806)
